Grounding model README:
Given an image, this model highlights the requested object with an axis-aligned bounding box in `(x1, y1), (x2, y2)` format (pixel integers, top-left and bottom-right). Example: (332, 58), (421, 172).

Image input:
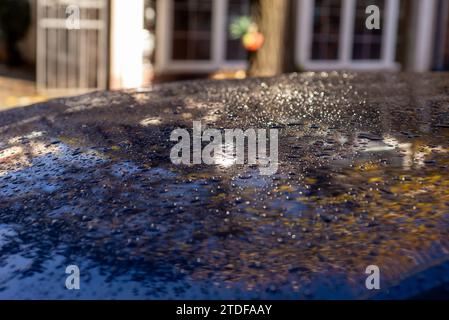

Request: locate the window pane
(172, 0), (212, 60)
(311, 0), (342, 60)
(352, 0), (384, 60)
(226, 0), (250, 61)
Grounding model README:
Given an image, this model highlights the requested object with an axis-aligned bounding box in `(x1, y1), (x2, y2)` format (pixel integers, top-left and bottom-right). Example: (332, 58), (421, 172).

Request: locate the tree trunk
(248, 0), (292, 77)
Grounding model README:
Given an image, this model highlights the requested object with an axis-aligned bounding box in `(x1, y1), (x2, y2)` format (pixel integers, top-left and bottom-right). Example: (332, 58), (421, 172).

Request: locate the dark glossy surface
(1, 72), (449, 299)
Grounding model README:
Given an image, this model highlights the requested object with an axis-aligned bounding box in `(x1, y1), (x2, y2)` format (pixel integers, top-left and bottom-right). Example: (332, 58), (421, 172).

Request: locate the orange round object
(242, 31), (264, 52)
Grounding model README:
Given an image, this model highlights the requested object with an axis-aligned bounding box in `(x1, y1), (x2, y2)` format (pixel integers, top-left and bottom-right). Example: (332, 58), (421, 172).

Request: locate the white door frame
(296, 0), (401, 70)
(156, 0), (247, 73)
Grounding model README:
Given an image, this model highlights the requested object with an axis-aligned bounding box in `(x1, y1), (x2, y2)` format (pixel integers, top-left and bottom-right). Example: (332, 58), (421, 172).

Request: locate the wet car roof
(1, 72), (449, 299)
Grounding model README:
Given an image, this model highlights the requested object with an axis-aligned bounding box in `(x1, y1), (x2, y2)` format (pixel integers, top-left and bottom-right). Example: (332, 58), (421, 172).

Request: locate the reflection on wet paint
(0, 72), (449, 299)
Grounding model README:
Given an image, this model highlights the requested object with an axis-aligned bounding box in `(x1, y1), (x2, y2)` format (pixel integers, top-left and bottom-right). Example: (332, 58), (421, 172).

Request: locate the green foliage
(0, 0), (31, 42)
(229, 15), (252, 40)
(0, 0), (31, 65)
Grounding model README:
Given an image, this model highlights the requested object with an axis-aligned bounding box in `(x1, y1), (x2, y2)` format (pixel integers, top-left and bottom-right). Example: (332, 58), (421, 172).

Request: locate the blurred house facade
(2, 0), (449, 93)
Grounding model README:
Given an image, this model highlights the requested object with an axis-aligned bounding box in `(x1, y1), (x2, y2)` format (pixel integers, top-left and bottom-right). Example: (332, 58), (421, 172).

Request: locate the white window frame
(296, 0), (400, 70)
(156, 0), (248, 73)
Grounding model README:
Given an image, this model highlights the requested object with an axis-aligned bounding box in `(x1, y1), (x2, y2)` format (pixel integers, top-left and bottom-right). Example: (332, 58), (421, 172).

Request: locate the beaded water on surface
(1, 72), (449, 299)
